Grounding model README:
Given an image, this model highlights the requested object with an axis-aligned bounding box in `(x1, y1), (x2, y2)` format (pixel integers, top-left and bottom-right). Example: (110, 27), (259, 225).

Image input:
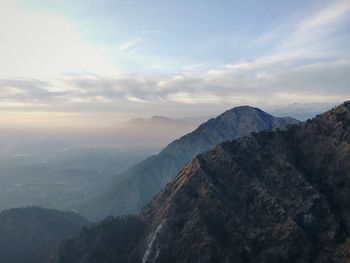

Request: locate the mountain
(81, 106), (299, 221)
(109, 115), (197, 150)
(180, 115), (213, 125)
(125, 116), (193, 131)
(129, 115), (189, 124)
(50, 102), (350, 263)
(0, 207), (89, 263)
(271, 102), (337, 121)
(119, 116), (197, 148)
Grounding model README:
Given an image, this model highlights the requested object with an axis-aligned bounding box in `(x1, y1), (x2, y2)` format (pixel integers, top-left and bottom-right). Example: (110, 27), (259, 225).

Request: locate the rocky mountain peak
(220, 105), (265, 115)
(343, 100), (350, 109)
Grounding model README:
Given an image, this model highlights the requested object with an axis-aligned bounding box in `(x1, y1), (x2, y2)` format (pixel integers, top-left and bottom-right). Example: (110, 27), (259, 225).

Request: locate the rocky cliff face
(52, 102), (350, 263)
(81, 106), (298, 221)
(0, 207), (88, 263)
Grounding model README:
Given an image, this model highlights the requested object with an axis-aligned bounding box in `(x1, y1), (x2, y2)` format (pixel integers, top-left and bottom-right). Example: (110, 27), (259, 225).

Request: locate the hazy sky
(0, 0), (349, 127)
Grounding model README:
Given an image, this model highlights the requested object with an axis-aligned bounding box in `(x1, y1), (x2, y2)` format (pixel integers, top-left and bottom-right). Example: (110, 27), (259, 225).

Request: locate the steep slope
(51, 102), (350, 262)
(0, 207), (89, 263)
(82, 106), (298, 220)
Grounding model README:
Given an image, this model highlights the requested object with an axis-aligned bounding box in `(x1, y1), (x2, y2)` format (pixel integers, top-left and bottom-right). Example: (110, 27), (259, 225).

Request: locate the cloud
(0, 0), (349, 117)
(1, 59), (348, 111)
(0, 79), (58, 103)
(114, 38), (143, 52)
(298, 0), (350, 31)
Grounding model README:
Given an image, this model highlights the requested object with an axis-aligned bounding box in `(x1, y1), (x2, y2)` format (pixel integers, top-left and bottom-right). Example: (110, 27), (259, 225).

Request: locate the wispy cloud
(114, 38), (142, 52)
(0, 0), (349, 118)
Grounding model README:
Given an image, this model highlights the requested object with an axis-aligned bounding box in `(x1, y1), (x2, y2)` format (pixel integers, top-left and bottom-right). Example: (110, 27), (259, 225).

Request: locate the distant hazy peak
(128, 115), (189, 125)
(150, 115), (177, 121)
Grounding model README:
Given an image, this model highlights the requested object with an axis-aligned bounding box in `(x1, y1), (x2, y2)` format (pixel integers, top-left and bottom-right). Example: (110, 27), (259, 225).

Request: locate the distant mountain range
(81, 106), (299, 221)
(111, 115), (197, 149)
(0, 207), (88, 263)
(51, 102), (350, 263)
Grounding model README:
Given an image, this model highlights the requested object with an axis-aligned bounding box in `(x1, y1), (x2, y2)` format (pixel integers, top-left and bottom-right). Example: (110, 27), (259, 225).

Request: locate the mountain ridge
(81, 106), (299, 221)
(51, 102), (350, 263)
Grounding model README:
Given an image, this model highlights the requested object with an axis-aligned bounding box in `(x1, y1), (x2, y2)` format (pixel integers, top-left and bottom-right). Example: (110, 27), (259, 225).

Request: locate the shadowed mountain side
(0, 207), (89, 263)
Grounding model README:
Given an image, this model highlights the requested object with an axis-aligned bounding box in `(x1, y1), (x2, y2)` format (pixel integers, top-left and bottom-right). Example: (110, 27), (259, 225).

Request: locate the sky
(0, 0), (349, 127)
